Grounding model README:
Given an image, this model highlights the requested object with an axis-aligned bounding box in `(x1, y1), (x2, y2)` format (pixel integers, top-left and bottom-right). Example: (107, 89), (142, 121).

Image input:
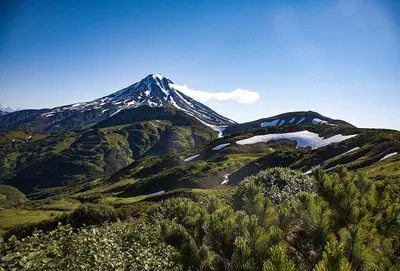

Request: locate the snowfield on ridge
(236, 130), (358, 149)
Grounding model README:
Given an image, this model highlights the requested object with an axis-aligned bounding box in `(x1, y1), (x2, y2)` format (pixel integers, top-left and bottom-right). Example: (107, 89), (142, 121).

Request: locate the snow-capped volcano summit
(0, 74), (236, 132)
(99, 74), (235, 124)
(58, 73), (236, 124)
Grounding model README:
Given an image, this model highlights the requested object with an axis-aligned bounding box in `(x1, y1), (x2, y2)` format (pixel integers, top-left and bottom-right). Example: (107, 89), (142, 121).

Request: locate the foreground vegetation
(1, 167), (398, 270)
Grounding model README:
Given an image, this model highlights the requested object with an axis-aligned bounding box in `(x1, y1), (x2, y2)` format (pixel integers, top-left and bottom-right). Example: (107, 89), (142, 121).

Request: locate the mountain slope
(222, 111), (355, 136)
(0, 74), (235, 132)
(0, 110), (217, 192)
(89, 125), (398, 197)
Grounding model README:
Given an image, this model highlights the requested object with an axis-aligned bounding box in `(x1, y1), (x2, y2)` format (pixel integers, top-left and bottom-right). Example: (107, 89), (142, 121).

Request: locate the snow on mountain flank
(296, 117), (305, 124)
(326, 166), (337, 172)
(379, 152), (398, 162)
(193, 116), (227, 138)
(184, 154), (200, 162)
(312, 118), (329, 125)
(152, 73), (164, 80)
(261, 119), (279, 127)
(221, 174), (230, 185)
(148, 190), (165, 196)
(212, 143), (231, 151)
(236, 131), (358, 149)
(279, 120), (285, 126)
(289, 117), (295, 124)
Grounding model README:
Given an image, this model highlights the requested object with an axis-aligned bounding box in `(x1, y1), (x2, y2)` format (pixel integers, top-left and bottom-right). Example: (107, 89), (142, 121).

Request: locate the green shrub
(1, 221), (181, 271)
(235, 167), (315, 205)
(67, 203), (116, 228)
(2, 167), (399, 270)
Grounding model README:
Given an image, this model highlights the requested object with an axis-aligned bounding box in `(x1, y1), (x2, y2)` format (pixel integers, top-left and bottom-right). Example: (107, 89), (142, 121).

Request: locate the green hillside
(0, 121), (399, 270)
(0, 113), (217, 193)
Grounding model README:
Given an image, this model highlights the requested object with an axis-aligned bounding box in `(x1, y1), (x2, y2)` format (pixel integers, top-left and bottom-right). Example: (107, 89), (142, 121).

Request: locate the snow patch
(126, 101), (136, 106)
(344, 146), (360, 154)
(289, 117), (295, 124)
(261, 119), (279, 127)
(148, 190), (165, 196)
(279, 120), (285, 126)
(221, 174), (230, 185)
(184, 154), (200, 162)
(212, 143), (231, 151)
(296, 117), (305, 124)
(326, 166), (337, 172)
(110, 108), (124, 117)
(147, 100), (158, 107)
(236, 130), (358, 149)
(152, 74), (164, 80)
(379, 152), (398, 162)
(312, 118), (329, 125)
(193, 116), (227, 138)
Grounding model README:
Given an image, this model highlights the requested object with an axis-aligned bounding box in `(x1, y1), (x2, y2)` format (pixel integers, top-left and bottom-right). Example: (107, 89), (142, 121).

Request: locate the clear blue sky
(1, 0), (399, 129)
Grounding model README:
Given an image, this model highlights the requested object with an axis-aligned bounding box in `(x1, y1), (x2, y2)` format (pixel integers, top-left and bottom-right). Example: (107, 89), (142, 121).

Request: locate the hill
(0, 108), (217, 192)
(13, 124), (396, 202)
(222, 111), (355, 136)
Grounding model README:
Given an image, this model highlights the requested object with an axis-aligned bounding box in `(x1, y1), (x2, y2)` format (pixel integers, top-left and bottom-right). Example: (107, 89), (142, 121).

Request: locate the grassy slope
(96, 125), (400, 196)
(0, 116), (216, 192)
(1, 125), (398, 234)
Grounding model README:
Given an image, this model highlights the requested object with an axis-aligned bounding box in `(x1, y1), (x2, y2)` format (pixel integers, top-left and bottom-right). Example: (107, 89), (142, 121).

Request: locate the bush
(2, 167), (399, 270)
(234, 167), (315, 205)
(67, 203), (116, 228)
(1, 221), (182, 271)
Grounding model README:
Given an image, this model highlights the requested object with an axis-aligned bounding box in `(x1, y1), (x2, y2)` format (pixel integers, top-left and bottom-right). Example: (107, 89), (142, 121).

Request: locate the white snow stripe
(296, 117), (305, 124)
(379, 152), (398, 162)
(212, 143), (231, 151)
(261, 119), (279, 127)
(184, 154), (200, 162)
(236, 130), (357, 150)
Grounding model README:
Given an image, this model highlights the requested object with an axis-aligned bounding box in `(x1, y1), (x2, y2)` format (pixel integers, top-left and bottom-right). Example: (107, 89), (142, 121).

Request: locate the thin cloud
(170, 84), (260, 104)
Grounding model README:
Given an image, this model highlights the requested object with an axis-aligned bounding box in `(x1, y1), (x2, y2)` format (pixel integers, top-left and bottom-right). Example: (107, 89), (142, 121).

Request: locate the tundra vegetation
(1, 167), (399, 271)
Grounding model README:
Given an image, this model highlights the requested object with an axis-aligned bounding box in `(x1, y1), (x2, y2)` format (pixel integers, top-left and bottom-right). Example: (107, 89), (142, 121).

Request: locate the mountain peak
(151, 73), (165, 81)
(100, 73), (235, 124)
(0, 104), (21, 113)
(4, 74), (236, 132)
